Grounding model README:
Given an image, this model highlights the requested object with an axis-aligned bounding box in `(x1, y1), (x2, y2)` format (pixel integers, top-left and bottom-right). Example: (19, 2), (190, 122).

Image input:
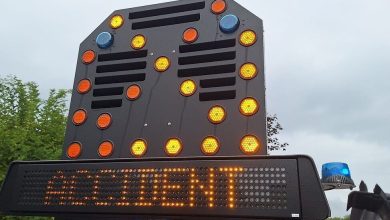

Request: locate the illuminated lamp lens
(96, 32), (114, 49)
(72, 109), (87, 126)
(211, 0), (227, 14)
(165, 138), (183, 157)
(77, 79), (92, 94)
(67, 142), (82, 159)
(201, 136), (220, 155)
(180, 80), (197, 97)
(240, 63), (258, 80)
(322, 162), (352, 179)
(97, 113), (112, 130)
(183, 28), (199, 44)
(219, 14), (240, 33)
(126, 84), (142, 100)
(131, 139), (147, 157)
(239, 97), (259, 116)
(208, 105), (226, 124)
(240, 135), (260, 155)
(240, 30), (257, 47)
(154, 56), (170, 72)
(110, 15), (124, 29)
(98, 141), (114, 157)
(131, 35), (146, 50)
(81, 50), (96, 64)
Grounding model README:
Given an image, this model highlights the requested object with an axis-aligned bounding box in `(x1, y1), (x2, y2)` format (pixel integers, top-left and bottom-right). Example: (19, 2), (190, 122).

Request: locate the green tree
(267, 114), (289, 151)
(328, 216), (350, 220)
(0, 76), (68, 220)
(0, 76), (68, 183)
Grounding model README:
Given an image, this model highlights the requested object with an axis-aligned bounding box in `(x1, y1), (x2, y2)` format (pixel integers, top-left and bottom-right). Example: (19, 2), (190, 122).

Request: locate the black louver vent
(96, 62), (147, 73)
(92, 51), (148, 109)
(129, 2), (205, 19)
(178, 39), (238, 102)
(178, 51), (236, 65)
(93, 87), (124, 97)
(178, 64), (236, 78)
(95, 74), (146, 85)
(199, 90), (236, 102)
(129, 2), (204, 30)
(91, 99), (122, 109)
(132, 14), (200, 30)
(98, 50), (148, 62)
(179, 39), (236, 53)
(200, 77), (236, 88)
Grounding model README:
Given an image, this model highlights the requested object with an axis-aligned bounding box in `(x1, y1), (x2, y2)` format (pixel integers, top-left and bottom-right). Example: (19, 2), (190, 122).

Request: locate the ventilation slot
(95, 74), (146, 85)
(179, 51), (235, 65)
(93, 87), (124, 97)
(129, 2), (205, 19)
(200, 77), (236, 88)
(96, 62), (147, 73)
(199, 91), (236, 102)
(179, 39), (236, 53)
(98, 50), (148, 62)
(91, 99), (122, 109)
(132, 14), (200, 30)
(178, 64), (236, 78)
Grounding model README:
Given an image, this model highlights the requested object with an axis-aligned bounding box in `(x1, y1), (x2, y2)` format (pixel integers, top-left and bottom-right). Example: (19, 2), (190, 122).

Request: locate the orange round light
(211, 0), (227, 14)
(77, 79), (92, 94)
(98, 141), (114, 157)
(82, 50), (96, 64)
(240, 135), (260, 155)
(97, 113), (112, 130)
(72, 109), (87, 126)
(183, 28), (199, 44)
(67, 142), (82, 159)
(126, 84), (142, 100)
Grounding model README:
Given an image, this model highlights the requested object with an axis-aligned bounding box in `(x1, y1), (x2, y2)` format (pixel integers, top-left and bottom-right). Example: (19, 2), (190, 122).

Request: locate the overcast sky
(1, 0), (389, 217)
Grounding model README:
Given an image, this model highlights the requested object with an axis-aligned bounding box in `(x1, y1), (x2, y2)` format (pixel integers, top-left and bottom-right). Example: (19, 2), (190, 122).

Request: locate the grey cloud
(239, 0), (390, 144)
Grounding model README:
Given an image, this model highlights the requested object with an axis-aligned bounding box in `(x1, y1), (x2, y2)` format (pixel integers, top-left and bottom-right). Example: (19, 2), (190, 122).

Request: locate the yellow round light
(201, 136), (220, 155)
(208, 106), (226, 124)
(131, 35), (146, 50)
(131, 139), (147, 157)
(239, 30), (257, 47)
(180, 80), (197, 97)
(240, 63), (258, 80)
(110, 15), (124, 29)
(165, 138), (183, 157)
(239, 97), (259, 116)
(154, 56), (170, 72)
(240, 135), (260, 155)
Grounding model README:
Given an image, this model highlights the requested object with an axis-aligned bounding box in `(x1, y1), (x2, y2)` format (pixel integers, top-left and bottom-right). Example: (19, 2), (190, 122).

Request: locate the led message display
(4, 158), (301, 218)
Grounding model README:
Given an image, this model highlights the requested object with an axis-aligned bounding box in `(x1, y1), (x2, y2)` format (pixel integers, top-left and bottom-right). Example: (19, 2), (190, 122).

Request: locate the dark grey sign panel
(0, 156), (330, 219)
